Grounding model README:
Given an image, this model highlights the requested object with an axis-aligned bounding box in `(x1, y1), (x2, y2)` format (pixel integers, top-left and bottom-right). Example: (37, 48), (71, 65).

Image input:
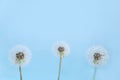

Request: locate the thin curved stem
(58, 57), (62, 80)
(19, 65), (22, 80)
(93, 67), (97, 80)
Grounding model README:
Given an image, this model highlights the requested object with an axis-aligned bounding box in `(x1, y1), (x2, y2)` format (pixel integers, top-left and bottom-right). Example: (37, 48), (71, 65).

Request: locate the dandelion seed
(9, 45), (32, 80)
(87, 46), (109, 80)
(52, 41), (70, 80)
(52, 41), (70, 58)
(87, 46), (109, 67)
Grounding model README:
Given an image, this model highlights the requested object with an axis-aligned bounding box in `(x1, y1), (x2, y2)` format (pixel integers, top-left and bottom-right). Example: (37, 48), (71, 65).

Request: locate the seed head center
(94, 53), (102, 61)
(58, 47), (64, 53)
(16, 52), (24, 60)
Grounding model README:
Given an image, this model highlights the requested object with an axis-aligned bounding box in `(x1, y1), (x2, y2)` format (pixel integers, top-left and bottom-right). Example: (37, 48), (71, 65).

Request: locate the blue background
(0, 0), (120, 80)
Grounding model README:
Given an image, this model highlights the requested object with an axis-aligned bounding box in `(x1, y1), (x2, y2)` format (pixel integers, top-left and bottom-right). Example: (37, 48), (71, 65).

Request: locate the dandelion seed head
(87, 46), (109, 67)
(52, 41), (70, 58)
(9, 45), (32, 66)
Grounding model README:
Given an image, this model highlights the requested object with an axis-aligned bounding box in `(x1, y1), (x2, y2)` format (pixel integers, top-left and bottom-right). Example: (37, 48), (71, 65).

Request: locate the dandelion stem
(19, 65), (22, 80)
(58, 57), (62, 80)
(93, 67), (97, 80)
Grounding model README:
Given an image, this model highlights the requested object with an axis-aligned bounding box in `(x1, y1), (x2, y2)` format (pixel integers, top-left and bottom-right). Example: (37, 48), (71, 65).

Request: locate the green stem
(93, 67), (97, 80)
(58, 57), (62, 80)
(19, 65), (22, 80)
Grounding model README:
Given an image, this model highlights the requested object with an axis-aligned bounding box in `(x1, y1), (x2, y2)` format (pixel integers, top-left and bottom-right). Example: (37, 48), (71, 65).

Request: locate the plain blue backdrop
(0, 0), (120, 80)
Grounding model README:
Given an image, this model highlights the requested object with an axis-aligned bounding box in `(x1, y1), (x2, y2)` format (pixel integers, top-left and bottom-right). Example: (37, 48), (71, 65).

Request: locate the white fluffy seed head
(52, 41), (70, 58)
(87, 46), (109, 67)
(9, 45), (32, 66)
